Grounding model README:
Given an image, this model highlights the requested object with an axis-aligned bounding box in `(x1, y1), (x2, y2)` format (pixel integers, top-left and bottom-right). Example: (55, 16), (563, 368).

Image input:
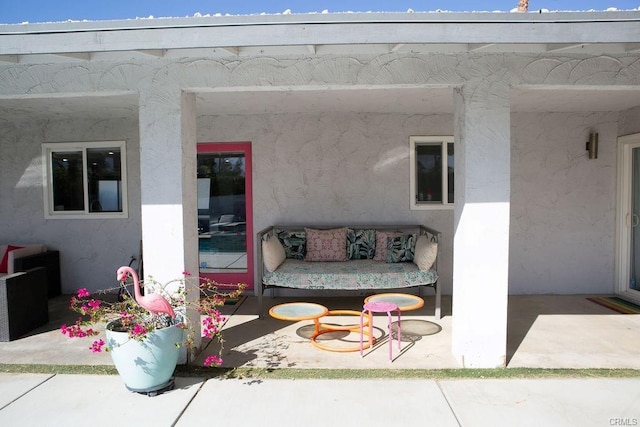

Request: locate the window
(410, 136), (454, 210)
(43, 141), (127, 219)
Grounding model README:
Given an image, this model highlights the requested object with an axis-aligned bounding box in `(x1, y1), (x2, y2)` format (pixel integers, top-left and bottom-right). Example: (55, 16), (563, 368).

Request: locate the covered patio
(2, 11), (640, 369)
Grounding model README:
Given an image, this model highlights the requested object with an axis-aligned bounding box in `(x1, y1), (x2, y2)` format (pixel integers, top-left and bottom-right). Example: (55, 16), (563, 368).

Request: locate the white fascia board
(2, 11), (639, 32)
(0, 12), (639, 55)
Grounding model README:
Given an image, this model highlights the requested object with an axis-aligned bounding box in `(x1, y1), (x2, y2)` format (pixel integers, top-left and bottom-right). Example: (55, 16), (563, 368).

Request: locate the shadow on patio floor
(1, 293), (639, 370)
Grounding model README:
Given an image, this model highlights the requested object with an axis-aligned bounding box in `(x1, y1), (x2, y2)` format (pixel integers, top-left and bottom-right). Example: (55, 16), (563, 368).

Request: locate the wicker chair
(0, 245), (60, 341)
(14, 251), (61, 298)
(0, 267), (49, 341)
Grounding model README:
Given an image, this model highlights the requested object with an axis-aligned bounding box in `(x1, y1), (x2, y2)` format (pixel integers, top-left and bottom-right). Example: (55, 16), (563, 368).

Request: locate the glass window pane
(197, 152), (247, 273)
(416, 144), (442, 203)
(51, 151), (84, 211)
(87, 148), (122, 212)
(447, 143), (454, 204)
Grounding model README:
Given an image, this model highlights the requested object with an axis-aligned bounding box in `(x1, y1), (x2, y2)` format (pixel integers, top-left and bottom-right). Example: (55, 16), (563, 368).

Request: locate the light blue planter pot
(105, 321), (184, 395)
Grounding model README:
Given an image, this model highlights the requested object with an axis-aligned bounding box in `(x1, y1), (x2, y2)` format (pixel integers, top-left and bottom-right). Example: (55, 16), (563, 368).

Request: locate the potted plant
(61, 266), (245, 396)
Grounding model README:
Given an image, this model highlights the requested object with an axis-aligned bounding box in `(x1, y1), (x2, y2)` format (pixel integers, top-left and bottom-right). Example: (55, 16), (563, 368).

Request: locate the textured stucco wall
(510, 111), (619, 294)
(1, 51), (639, 295)
(0, 116), (141, 292)
(197, 112), (455, 293)
(619, 107), (640, 136)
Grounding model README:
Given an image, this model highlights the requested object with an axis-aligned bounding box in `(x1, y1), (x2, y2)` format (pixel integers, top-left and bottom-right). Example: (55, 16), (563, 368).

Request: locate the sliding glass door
(616, 134), (640, 303)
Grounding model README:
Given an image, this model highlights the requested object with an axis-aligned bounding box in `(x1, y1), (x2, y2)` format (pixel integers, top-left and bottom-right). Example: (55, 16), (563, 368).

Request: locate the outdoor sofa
(0, 244), (61, 341)
(257, 225), (441, 319)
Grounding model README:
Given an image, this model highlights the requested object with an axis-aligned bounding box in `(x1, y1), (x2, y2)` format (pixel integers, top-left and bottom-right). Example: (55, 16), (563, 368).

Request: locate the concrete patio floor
(1, 293), (639, 370)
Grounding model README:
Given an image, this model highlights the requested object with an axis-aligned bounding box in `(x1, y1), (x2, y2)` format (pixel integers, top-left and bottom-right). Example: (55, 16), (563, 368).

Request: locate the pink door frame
(197, 142), (254, 290)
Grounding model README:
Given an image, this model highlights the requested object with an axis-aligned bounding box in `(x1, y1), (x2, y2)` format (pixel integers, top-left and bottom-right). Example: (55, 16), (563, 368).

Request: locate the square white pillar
(451, 84), (511, 368)
(138, 89), (200, 359)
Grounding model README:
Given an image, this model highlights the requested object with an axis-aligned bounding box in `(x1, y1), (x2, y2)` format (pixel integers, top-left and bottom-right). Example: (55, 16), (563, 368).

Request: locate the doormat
(586, 296), (640, 314)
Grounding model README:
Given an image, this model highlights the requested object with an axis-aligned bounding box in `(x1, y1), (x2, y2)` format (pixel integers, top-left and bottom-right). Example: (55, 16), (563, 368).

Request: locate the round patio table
(269, 302), (329, 336)
(269, 303), (372, 352)
(364, 293), (424, 312)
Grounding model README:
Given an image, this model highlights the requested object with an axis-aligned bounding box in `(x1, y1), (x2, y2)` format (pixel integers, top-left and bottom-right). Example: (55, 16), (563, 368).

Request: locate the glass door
(197, 142), (253, 290)
(616, 134), (640, 302)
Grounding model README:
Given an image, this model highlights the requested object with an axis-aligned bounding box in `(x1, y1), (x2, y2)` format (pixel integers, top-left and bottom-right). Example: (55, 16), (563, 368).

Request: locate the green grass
(2, 364), (640, 380)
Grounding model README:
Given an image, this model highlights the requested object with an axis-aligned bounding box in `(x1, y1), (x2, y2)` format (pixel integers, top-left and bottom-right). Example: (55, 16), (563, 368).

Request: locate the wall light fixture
(586, 132), (598, 159)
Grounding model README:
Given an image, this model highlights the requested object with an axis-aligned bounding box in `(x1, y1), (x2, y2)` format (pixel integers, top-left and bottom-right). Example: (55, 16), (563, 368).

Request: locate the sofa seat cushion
(263, 259), (438, 290)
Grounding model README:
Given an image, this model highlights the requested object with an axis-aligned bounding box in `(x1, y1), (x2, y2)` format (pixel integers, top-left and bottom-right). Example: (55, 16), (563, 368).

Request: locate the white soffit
(511, 87), (640, 113)
(1, 87), (640, 121)
(194, 87), (454, 115)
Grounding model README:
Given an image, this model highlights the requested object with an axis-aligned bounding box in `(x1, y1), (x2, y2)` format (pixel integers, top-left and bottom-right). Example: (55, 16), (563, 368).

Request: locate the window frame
(409, 135), (454, 211)
(42, 140), (128, 219)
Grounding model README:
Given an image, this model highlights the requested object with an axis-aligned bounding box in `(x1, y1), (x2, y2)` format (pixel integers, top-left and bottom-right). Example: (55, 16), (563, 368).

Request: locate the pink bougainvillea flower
(182, 270), (191, 276)
(204, 355), (223, 367)
(77, 288), (90, 298)
(90, 339), (105, 353)
(131, 324), (147, 338)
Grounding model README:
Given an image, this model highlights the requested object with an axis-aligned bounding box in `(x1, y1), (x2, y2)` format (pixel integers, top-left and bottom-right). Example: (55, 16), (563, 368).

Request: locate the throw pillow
(386, 234), (417, 263)
(373, 230), (403, 262)
(413, 235), (438, 271)
(0, 245), (24, 273)
(275, 229), (306, 260)
(305, 227), (348, 262)
(262, 236), (286, 272)
(347, 229), (376, 260)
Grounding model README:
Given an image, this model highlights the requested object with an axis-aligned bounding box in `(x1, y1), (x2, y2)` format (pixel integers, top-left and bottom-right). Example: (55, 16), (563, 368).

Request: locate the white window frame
(42, 140), (128, 219)
(410, 136), (454, 210)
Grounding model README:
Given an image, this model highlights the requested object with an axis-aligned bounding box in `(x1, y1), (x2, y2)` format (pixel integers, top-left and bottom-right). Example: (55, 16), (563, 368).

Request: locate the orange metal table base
(310, 310), (373, 353)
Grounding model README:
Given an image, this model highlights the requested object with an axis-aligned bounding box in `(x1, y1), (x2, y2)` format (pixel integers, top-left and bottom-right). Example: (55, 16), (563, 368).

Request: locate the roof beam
(134, 49), (165, 57)
(546, 43), (588, 52)
(218, 46), (239, 56)
(468, 43), (495, 51)
(625, 43), (640, 52)
(0, 54), (18, 63)
(53, 52), (91, 61)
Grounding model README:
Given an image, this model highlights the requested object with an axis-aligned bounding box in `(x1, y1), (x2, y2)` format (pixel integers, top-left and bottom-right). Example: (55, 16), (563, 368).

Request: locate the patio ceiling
(1, 86), (639, 122)
(1, 12), (639, 121)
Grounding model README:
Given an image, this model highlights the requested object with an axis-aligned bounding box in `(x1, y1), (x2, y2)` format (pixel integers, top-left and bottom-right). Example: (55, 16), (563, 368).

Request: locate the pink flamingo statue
(116, 266), (176, 319)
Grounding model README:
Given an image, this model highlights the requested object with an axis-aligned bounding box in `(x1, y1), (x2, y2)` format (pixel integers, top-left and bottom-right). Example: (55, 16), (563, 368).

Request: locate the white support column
(139, 88), (200, 359)
(451, 82), (511, 368)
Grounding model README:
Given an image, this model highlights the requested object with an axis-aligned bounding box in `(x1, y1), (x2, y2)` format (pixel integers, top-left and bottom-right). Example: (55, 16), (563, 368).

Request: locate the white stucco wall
(0, 116), (141, 292)
(619, 107), (640, 136)
(197, 112), (455, 294)
(1, 50), (639, 297)
(1, 107), (633, 296)
(510, 111), (619, 294)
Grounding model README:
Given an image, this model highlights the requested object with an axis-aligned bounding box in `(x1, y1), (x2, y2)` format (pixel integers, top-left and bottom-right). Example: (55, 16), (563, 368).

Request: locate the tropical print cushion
(373, 230), (403, 261)
(275, 229), (306, 260)
(347, 229), (376, 260)
(386, 234), (417, 263)
(305, 227), (349, 262)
